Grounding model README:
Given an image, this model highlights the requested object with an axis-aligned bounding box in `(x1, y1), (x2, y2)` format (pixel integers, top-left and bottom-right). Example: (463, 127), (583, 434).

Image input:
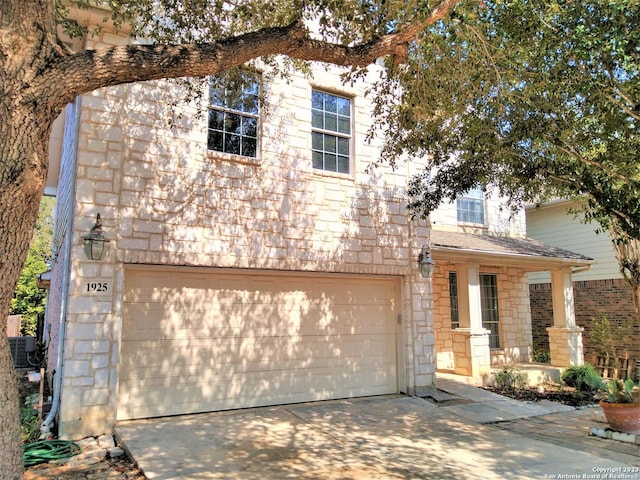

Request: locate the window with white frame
(208, 72), (260, 158)
(457, 187), (485, 225)
(311, 90), (351, 174)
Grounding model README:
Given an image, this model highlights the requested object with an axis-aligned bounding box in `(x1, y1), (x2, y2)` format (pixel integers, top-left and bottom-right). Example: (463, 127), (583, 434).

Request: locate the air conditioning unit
(8, 337), (36, 369)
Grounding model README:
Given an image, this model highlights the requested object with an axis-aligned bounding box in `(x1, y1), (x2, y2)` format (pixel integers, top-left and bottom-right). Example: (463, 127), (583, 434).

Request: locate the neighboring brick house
(527, 200), (640, 375)
(41, 13), (593, 440)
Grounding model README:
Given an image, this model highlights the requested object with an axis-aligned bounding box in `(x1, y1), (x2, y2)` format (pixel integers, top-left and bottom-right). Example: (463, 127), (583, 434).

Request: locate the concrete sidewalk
(433, 377), (640, 467)
(431, 378), (579, 423)
(115, 382), (640, 479)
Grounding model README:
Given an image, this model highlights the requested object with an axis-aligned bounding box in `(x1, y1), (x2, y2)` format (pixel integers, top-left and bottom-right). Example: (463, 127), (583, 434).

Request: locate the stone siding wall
(433, 264), (455, 370)
(493, 267), (533, 364)
(52, 32), (436, 438)
(434, 264), (533, 371)
(430, 187), (527, 237)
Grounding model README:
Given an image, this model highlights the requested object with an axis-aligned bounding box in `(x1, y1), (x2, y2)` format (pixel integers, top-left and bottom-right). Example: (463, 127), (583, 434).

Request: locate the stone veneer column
(547, 268), (584, 366)
(452, 263), (491, 379)
(452, 329), (491, 378)
(409, 249), (437, 397)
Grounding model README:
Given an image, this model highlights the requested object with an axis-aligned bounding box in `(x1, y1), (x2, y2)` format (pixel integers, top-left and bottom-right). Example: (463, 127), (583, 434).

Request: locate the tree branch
(604, 92), (640, 122)
(554, 139), (639, 186)
(538, 164), (637, 234)
(464, 23), (502, 82)
(39, 0), (462, 109)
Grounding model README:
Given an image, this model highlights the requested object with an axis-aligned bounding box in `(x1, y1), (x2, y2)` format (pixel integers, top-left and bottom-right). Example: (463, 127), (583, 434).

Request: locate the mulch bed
(481, 384), (598, 407)
(24, 455), (146, 479)
(16, 373), (146, 479)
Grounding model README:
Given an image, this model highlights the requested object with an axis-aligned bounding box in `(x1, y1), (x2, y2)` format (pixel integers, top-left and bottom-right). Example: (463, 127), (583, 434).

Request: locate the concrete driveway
(114, 392), (637, 479)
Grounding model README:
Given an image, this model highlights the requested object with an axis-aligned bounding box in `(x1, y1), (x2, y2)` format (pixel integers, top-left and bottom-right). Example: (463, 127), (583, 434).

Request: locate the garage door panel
(120, 333), (395, 377)
(125, 275), (395, 307)
(123, 304), (393, 341)
(119, 366), (396, 393)
(118, 361), (397, 419)
(118, 268), (398, 420)
(120, 360), (395, 390)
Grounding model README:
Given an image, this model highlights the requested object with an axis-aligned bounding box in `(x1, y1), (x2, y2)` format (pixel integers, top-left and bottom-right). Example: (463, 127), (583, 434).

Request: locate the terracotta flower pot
(599, 400), (640, 434)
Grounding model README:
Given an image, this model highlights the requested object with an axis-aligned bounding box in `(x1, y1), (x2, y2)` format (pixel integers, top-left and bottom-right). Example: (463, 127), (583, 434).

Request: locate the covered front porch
(429, 230), (592, 383)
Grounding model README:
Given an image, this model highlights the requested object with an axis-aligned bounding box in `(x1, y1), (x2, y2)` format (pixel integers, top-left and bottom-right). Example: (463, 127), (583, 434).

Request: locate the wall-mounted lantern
(418, 244), (436, 278)
(83, 213), (110, 261)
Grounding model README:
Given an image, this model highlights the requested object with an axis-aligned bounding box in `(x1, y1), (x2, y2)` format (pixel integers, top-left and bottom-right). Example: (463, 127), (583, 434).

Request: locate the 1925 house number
(86, 282), (108, 292)
(86, 282), (109, 294)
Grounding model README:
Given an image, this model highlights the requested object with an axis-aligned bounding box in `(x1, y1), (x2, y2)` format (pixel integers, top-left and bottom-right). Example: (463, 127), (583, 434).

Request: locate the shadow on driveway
(115, 395), (637, 479)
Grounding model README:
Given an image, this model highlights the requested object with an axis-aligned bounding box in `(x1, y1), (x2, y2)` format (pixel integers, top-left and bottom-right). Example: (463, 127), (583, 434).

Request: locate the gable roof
(430, 230), (593, 270)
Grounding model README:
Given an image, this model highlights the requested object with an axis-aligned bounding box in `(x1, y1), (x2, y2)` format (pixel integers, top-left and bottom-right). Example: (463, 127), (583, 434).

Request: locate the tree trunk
(0, 110), (51, 478)
(1, 2), (59, 473)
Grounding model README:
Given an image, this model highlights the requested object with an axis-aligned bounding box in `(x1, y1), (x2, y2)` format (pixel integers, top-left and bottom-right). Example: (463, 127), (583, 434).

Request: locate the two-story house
(42, 27), (443, 439)
(40, 11), (592, 440)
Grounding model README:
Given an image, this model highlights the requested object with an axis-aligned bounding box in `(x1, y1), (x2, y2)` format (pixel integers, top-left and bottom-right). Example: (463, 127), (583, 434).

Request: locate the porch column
(547, 268), (584, 367)
(452, 263), (491, 379)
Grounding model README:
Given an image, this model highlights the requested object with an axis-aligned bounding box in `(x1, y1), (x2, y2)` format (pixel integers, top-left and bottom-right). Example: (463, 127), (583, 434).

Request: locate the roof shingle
(430, 230), (592, 262)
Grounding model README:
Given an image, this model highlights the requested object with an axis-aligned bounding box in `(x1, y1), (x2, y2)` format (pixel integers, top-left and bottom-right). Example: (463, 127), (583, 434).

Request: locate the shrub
(494, 365), (525, 391)
(533, 348), (551, 364)
(561, 364), (599, 394)
(584, 369), (639, 404)
(21, 395), (41, 444)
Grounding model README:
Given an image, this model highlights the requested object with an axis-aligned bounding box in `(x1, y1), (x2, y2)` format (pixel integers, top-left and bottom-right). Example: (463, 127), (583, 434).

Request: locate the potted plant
(585, 370), (640, 434)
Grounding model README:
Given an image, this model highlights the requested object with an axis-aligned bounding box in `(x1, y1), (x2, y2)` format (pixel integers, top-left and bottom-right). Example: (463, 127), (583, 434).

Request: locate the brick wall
(530, 279), (640, 363)
(529, 283), (553, 354)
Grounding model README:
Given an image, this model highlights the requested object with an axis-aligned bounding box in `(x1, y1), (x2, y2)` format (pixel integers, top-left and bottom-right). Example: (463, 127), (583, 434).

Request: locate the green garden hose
(23, 439), (81, 467)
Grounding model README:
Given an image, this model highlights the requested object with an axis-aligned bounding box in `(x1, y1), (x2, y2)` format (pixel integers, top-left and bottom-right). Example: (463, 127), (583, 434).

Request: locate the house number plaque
(84, 280), (111, 295)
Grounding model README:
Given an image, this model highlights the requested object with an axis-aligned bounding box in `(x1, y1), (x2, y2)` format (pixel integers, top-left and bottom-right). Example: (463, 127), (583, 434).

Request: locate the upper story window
(457, 187), (485, 225)
(208, 72), (260, 158)
(311, 90), (351, 174)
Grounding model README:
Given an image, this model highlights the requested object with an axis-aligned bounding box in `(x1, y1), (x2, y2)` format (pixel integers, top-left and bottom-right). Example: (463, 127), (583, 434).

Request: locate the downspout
(42, 98), (82, 435)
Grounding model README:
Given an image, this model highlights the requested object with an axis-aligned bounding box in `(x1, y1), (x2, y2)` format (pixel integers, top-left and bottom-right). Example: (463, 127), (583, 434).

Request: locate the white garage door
(118, 267), (399, 420)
